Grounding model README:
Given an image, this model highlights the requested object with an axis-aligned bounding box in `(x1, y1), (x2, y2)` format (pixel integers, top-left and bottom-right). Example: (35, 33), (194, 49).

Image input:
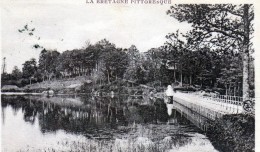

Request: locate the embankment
(1, 76), (89, 94)
(2, 77), (158, 96)
(207, 114), (255, 152)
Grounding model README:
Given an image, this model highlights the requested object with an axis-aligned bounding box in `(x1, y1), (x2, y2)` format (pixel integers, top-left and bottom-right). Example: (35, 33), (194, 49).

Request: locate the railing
(181, 92), (255, 114)
(203, 94), (243, 106)
(191, 92), (255, 106)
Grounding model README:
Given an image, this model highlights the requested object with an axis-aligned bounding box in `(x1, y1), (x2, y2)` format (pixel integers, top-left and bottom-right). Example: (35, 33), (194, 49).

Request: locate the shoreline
(1, 92), (42, 95)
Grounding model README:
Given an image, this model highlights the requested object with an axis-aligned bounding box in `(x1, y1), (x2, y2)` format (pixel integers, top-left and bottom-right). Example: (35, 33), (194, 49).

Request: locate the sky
(0, 0), (192, 73)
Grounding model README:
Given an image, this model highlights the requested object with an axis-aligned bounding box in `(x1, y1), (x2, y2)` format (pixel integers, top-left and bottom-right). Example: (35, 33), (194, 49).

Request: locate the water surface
(1, 95), (218, 152)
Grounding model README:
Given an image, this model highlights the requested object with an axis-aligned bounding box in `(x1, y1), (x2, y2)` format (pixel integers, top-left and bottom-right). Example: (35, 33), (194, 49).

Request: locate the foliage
(11, 66), (22, 80)
(207, 114), (255, 152)
(167, 4), (254, 98)
(2, 4), (255, 98)
(38, 49), (60, 81)
(22, 58), (37, 79)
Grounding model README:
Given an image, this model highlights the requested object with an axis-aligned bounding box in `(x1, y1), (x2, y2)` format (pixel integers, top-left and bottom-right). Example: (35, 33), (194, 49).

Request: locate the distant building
(166, 60), (178, 70)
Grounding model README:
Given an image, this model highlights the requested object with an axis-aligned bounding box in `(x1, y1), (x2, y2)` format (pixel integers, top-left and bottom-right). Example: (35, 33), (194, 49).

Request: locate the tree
(38, 49), (60, 80)
(167, 4), (254, 99)
(81, 45), (97, 76)
(22, 58), (37, 79)
(56, 50), (73, 78)
(124, 45), (141, 81)
(11, 66), (22, 80)
(101, 48), (128, 83)
(165, 30), (191, 86)
(94, 39), (128, 83)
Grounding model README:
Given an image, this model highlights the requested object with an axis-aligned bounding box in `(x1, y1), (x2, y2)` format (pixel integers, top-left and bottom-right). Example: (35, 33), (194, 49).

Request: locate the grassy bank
(207, 114), (255, 152)
(1, 77), (159, 96)
(1, 76), (89, 94)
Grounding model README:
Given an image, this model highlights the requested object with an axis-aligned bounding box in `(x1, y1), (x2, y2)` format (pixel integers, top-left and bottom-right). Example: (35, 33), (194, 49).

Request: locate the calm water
(1, 94), (218, 152)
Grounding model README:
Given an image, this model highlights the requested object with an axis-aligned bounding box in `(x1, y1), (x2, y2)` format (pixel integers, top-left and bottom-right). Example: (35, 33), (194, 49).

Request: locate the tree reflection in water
(2, 95), (170, 136)
(1, 95), (217, 152)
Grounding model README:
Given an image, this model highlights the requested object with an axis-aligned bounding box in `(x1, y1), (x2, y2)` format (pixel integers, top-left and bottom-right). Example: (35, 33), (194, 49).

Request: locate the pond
(1, 94), (218, 152)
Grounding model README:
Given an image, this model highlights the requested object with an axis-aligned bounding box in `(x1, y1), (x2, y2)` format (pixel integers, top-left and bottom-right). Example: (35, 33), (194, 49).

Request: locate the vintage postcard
(0, 0), (259, 151)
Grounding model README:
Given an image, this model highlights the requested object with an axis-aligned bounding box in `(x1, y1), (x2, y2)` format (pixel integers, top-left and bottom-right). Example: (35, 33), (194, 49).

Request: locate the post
(165, 85), (174, 104)
(2, 57), (6, 74)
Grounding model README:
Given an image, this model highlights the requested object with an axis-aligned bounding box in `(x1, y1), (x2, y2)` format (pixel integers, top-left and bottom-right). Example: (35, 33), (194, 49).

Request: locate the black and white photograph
(0, 1), (257, 151)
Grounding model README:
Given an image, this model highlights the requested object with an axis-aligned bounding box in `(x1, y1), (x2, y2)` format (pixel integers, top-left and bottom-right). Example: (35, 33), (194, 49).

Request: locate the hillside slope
(23, 76), (92, 92)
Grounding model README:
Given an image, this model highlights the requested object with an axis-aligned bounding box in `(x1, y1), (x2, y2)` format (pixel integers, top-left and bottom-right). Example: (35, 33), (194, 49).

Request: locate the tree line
(1, 4), (254, 97)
